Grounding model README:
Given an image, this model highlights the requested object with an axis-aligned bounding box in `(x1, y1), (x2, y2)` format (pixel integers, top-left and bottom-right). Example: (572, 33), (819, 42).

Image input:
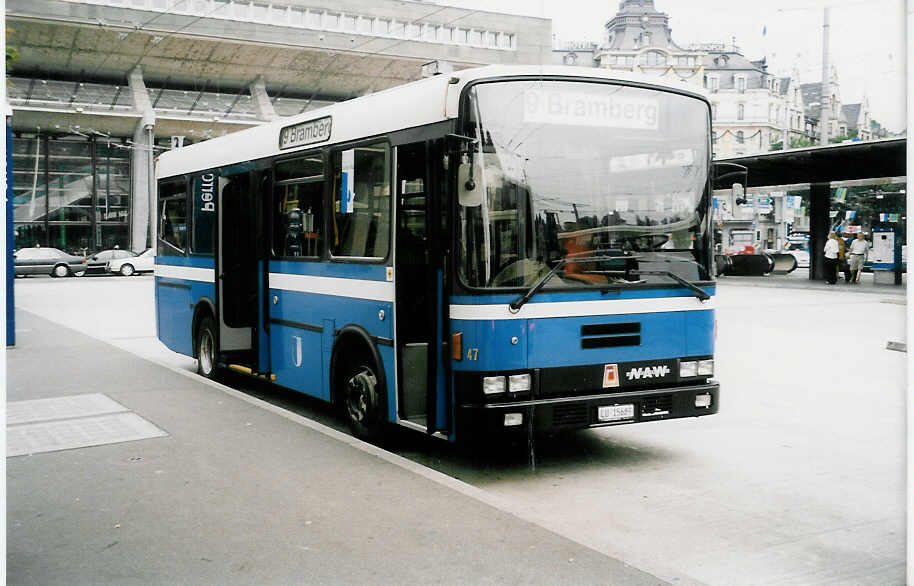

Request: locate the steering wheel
(488, 257), (546, 288)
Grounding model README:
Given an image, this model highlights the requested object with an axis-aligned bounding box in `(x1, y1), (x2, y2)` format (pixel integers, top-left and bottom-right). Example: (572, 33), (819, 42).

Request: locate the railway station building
(6, 0), (551, 253)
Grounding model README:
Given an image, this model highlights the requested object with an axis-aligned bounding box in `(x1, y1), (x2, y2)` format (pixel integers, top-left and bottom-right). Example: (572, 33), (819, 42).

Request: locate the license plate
(597, 404), (634, 422)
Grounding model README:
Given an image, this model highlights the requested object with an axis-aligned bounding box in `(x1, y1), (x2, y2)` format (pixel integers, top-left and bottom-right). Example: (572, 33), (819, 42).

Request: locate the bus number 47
(466, 348), (479, 361)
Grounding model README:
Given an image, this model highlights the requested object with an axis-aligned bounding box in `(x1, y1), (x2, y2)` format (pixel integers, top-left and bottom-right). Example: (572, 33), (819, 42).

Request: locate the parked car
(85, 248), (137, 275)
(14, 247), (87, 277)
(108, 248), (154, 276)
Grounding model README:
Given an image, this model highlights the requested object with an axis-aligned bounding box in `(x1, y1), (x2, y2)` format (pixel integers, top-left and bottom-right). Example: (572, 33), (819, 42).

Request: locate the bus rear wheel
(341, 358), (386, 443)
(195, 316), (219, 379)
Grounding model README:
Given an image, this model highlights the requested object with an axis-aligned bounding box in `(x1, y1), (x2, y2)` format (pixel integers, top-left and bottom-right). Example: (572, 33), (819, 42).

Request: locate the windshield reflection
(456, 80), (711, 290)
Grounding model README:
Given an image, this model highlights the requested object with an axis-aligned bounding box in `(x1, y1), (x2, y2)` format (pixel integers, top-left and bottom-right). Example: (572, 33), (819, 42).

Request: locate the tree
(769, 136), (815, 151)
(6, 27), (17, 74)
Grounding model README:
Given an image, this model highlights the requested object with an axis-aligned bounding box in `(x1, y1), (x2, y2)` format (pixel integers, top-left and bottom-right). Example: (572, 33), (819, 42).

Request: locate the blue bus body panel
(378, 345), (396, 423)
(158, 255), (216, 269)
(270, 260), (387, 280)
(155, 255), (215, 357)
(267, 260), (394, 404)
(450, 287), (716, 372)
(270, 322), (325, 399)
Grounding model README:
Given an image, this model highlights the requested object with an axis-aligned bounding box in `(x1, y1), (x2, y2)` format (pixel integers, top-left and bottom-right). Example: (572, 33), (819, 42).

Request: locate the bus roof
(156, 65), (709, 180)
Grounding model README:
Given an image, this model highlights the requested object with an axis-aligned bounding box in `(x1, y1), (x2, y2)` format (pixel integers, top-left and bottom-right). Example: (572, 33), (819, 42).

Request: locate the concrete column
(128, 66), (156, 252)
(249, 76), (278, 122)
(808, 182), (831, 280)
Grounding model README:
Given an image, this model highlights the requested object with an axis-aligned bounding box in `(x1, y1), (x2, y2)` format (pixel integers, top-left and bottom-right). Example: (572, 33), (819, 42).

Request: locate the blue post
(6, 121), (14, 347)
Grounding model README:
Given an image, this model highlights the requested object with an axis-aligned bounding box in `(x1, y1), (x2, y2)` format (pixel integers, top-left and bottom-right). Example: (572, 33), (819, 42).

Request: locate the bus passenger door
(216, 171), (257, 355)
(395, 141), (445, 433)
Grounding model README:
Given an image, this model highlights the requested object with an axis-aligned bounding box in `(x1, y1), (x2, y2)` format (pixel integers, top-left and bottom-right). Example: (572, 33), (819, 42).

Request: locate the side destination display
(279, 116), (332, 150)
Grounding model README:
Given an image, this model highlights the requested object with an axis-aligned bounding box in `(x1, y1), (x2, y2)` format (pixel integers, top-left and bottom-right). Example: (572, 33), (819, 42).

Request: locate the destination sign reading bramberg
(279, 116), (332, 150)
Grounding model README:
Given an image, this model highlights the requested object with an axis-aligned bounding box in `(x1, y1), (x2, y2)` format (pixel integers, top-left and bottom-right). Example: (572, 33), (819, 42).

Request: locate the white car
(783, 242), (810, 268)
(108, 248), (154, 276)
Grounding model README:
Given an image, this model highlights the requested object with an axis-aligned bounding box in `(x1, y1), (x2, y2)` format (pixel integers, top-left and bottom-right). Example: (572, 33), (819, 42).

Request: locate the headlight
(482, 376), (506, 395)
(680, 360), (697, 377)
(503, 413), (524, 427)
(698, 359), (714, 376)
(508, 373), (531, 393)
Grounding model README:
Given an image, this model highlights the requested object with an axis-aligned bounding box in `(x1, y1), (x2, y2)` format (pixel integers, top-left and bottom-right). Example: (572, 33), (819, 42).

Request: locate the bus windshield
(456, 80), (711, 290)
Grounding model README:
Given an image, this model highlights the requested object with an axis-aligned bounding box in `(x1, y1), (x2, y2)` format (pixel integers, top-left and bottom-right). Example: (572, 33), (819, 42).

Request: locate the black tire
(120, 263), (135, 277)
(52, 264), (70, 278)
(339, 355), (387, 443)
(195, 316), (220, 379)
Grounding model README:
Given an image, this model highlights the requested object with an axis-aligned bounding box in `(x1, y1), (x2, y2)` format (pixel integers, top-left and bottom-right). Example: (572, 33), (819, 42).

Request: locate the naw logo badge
(602, 364), (619, 388)
(626, 365), (671, 381)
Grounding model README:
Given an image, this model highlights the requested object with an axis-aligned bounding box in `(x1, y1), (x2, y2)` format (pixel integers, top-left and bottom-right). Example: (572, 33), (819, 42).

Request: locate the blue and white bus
(154, 65), (720, 442)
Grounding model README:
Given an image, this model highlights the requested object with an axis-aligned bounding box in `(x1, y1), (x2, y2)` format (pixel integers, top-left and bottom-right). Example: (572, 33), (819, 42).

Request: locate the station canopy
(718, 138), (906, 187)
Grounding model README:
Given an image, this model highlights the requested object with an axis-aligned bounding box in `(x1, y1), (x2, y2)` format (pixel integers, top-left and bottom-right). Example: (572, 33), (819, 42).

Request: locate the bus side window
(274, 155), (324, 259)
(160, 198), (187, 251)
(330, 143), (391, 259)
(158, 180), (187, 254)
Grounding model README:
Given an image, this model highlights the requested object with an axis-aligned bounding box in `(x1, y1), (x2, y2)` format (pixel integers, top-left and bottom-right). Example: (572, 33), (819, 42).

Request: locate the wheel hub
(199, 331), (214, 375)
(346, 368), (377, 423)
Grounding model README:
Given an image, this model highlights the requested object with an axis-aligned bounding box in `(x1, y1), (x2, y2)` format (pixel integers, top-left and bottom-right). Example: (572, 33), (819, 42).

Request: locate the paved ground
(397, 275), (908, 585)
(7, 305), (665, 585)
(8, 273), (908, 585)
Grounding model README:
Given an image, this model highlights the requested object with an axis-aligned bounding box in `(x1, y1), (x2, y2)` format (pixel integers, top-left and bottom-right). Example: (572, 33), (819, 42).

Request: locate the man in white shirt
(848, 232), (869, 283)
(823, 232), (839, 285)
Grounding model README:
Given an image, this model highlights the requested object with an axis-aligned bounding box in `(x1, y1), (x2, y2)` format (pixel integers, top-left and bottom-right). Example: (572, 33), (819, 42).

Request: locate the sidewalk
(7, 309), (666, 586)
(719, 268), (906, 296)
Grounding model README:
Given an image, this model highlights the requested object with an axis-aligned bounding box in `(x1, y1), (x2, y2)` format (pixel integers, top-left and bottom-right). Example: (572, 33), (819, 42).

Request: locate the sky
(436, 0), (907, 132)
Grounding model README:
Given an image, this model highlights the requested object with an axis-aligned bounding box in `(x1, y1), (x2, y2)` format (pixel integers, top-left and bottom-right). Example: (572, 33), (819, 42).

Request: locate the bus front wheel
(341, 358), (386, 443)
(195, 316), (219, 379)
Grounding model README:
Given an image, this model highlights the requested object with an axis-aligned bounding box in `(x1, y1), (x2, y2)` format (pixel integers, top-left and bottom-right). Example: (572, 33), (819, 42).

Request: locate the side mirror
(733, 183), (748, 205)
(457, 161), (483, 207)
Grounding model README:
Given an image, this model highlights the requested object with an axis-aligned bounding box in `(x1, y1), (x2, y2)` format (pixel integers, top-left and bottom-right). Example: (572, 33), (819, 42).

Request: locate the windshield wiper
(629, 270), (710, 301)
(626, 255), (713, 300)
(509, 255), (638, 312)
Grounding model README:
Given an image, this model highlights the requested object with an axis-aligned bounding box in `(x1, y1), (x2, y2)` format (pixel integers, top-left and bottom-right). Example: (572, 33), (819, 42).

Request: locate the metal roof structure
(718, 138), (906, 187)
(6, 0), (552, 136)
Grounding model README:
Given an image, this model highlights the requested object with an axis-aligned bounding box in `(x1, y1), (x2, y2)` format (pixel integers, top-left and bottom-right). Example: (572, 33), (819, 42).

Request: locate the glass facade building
(12, 134), (131, 254)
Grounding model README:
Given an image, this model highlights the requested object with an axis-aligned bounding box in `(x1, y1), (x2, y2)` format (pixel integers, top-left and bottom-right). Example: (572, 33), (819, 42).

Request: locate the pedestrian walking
(848, 232), (869, 283)
(823, 232), (839, 285)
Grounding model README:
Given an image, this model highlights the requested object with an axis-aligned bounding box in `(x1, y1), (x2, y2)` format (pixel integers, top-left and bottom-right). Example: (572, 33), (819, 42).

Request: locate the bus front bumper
(457, 382), (719, 435)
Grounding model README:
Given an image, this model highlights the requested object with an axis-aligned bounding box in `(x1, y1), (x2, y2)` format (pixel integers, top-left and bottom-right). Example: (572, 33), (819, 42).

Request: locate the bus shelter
(717, 138), (906, 281)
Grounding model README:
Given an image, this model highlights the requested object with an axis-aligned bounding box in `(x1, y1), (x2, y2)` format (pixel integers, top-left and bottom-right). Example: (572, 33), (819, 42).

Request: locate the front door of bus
(216, 171), (257, 354)
(395, 141), (444, 433)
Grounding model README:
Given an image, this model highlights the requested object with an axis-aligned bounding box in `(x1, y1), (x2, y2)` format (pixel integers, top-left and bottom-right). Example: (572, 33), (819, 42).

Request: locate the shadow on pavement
(213, 369), (673, 486)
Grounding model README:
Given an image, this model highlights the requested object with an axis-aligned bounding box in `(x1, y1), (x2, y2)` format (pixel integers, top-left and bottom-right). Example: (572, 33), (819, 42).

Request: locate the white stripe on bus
(449, 297), (714, 321)
(269, 272), (394, 302)
(155, 265), (215, 282)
